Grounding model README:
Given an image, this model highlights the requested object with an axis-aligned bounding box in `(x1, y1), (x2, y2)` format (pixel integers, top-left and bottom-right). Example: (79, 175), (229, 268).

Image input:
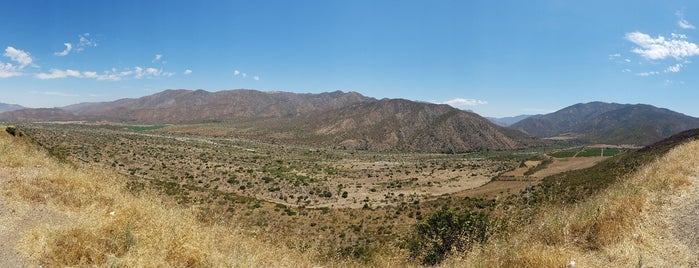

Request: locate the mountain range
(0, 89), (541, 152)
(3, 90), (698, 148)
(0, 102), (24, 113)
(486, 115), (533, 126)
(510, 102), (699, 145)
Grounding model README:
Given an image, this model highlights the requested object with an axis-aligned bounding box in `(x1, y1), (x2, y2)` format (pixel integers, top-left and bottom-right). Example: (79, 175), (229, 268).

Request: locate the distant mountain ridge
(510, 102), (699, 145)
(0, 102), (25, 113)
(0, 89), (541, 152)
(486, 115), (533, 126)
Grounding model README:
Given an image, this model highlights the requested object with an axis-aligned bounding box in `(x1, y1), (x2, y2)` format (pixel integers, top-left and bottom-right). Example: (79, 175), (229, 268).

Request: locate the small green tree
(408, 207), (489, 265)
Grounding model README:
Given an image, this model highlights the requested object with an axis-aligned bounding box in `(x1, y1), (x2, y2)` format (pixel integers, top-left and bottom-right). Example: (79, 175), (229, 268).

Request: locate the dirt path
(0, 168), (66, 267)
(672, 174), (699, 266)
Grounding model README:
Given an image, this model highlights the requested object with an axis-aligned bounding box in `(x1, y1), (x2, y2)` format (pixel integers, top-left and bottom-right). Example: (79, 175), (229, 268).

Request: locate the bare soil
(672, 174), (699, 266)
(533, 156), (606, 177)
(0, 168), (67, 267)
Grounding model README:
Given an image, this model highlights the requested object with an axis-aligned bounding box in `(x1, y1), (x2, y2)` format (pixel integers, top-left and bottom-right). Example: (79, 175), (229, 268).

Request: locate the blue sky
(1, 1), (699, 117)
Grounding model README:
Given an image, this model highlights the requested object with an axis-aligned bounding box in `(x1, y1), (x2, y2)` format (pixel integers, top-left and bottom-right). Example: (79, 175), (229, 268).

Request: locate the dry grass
(443, 140), (699, 267)
(0, 129), (323, 267)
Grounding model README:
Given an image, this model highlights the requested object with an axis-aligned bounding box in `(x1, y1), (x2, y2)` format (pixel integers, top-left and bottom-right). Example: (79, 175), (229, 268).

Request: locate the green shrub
(408, 207), (489, 265)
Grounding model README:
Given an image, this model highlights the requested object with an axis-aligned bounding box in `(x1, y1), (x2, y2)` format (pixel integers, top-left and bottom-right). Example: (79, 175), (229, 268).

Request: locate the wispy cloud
(54, 43), (73, 56)
(183, 69), (192, 75)
(77, 33), (97, 51)
(636, 71), (659, 76)
(625, 31), (699, 60)
(665, 63), (683, 73)
(36, 66), (174, 81)
(233, 68), (260, 80)
(153, 54), (163, 63)
(441, 98), (488, 109)
(35, 69), (83, 79)
(55, 33), (97, 56)
(677, 10), (696, 29)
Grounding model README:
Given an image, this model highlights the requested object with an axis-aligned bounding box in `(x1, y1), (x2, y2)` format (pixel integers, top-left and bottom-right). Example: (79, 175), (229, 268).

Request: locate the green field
(550, 147), (628, 158)
(124, 125), (167, 131)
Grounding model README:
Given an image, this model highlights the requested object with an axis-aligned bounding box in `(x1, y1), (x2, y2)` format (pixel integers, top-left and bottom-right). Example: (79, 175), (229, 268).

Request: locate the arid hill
(0, 89), (541, 152)
(511, 102), (699, 145)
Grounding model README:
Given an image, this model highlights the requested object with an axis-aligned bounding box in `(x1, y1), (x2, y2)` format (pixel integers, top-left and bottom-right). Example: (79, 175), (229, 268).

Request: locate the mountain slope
(63, 89), (374, 123)
(486, 115), (533, 127)
(0, 108), (78, 122)
(511, 102), (628, 137)
(510, 102), (699, 145)
(295, 99), (541, 152)
(0, 102), (24, 113)
(573, 104), (699, 145)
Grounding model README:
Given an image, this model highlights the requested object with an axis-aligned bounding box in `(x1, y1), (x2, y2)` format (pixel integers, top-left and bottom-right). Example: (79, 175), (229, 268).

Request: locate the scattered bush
(408, 207), (489, 265)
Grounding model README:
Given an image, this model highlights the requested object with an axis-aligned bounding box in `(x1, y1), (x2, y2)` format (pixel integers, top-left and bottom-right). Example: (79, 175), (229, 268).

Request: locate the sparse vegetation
(2, 123), (697, 266)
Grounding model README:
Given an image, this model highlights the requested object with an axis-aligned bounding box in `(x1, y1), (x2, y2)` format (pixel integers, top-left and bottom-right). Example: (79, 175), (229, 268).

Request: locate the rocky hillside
(294, 98), (541, 152)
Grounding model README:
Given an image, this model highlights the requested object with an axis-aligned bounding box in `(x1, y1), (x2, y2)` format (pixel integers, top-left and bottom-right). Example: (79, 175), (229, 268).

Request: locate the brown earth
(0, 168), (68, 267)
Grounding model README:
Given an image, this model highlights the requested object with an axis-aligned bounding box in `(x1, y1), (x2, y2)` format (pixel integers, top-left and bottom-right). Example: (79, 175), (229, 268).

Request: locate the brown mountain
(511, 102), (699, 145)
(0, 102), (25, 113)
(0, 108), (78, 122)
(0, 89), (541, 152)
(63, 89), (373, 123)
(300, 99), (540, 152)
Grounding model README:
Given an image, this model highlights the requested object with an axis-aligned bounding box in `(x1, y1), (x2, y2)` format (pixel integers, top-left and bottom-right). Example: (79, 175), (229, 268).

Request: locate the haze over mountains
(3, 90), (698, 149)
(511, 102), (699, 145)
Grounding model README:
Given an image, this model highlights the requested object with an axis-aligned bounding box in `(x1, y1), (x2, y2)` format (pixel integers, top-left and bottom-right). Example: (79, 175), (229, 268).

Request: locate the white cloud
(677, 11), (696, 29)
(184, 69), (192, 75)
(54, 43), (73, 56)
(626, 31), (699, 60)
(153, 54), (163, 62)
(253, 75), (259, 81)
(679, 19), (695, 30)
(665, 63), (683, 72)
(636, 71), (659, 76)
(134, 67), (172, 79)
(35, 69), (83, 79)
(77, 33), (97, 51)
(4, 46), (33, 68)
(442, 98), (488, 109)
(233, 69), (240, 76)
(36, 66), (173, 81)
(0, 62), (22, 78)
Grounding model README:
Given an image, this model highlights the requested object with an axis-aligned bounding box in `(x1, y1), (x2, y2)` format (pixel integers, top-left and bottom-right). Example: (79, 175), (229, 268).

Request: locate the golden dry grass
(0, 128), (324, 267)
(442, 140), (699, 267)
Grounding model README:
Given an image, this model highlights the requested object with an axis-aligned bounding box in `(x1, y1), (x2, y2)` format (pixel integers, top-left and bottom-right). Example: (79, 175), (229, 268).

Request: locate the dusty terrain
(0, 168), (68, 266)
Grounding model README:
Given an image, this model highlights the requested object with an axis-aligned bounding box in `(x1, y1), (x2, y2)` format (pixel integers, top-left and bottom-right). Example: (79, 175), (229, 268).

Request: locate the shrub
(408, 207), (489, 265)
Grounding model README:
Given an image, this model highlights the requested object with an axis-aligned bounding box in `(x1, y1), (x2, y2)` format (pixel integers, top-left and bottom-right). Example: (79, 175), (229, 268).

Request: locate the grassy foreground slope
(0, 128), (325, 267)
(443, 131), (699, 267)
